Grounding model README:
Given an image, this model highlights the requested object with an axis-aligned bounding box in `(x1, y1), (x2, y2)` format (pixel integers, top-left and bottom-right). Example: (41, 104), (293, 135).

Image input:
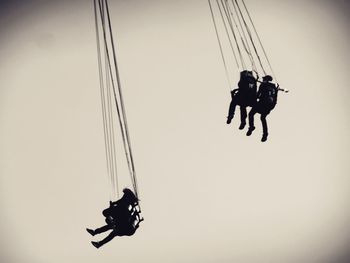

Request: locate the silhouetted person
(246, 75), (278, 142)
(227, 70), (258, 129)
(86, 188), (143, 248)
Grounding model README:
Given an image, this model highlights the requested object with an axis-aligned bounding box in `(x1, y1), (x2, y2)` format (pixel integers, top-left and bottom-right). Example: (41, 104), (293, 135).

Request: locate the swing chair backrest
(259, 82), (278, 109)
(235, 70), (258, 105)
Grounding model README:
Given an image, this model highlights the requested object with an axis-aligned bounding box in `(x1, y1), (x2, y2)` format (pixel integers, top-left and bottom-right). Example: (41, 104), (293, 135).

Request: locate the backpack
(259, 82), (277, 110)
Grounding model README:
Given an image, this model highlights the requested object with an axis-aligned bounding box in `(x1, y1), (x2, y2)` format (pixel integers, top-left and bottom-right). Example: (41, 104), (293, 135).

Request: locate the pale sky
(0, 0), (350, 262)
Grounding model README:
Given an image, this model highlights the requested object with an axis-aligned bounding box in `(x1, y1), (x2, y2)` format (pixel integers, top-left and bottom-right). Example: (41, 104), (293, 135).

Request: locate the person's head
(122, 188), (138, 202)
(240, 70), (253, 78)
(262, 75), (273, 82)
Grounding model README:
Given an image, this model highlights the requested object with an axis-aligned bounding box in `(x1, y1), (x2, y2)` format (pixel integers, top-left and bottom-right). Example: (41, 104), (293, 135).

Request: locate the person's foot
(261, 134), (268, 142)
(226, 116), (233, 124)
(239, 122), (246, 130)
(91, 241), (101, 249)
(246, 127), (255, 136)
(86, 228), (95, 236)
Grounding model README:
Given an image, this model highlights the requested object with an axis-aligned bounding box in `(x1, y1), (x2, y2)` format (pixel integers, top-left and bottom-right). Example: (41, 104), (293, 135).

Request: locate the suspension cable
(221, 0), (250, 71)
(96, 0), (138, 199)
(104, 0), (139, 198)
(98, 0), (132, 196)
(227, 0), (256, 71)
(216, 0), (246, 70)
(233, 0), (266, 75)
(101, 0), (120, 199)
(241, 0), (276, 81)
(94, 0), (116, 199)
(213, 0), (240, 69)
(221, 0), (252, 71)
(208, 0), (232, 88)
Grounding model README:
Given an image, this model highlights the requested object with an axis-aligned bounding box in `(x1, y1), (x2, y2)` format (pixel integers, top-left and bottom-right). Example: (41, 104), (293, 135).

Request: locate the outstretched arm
(276, 83), (289, 93)
(278, 88), (289, 93)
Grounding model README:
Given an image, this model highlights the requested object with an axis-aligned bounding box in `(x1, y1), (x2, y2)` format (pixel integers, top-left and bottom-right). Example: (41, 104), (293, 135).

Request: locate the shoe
(246, 127), (255, 136)
(238, 122), (246, 130)
(261, 134), (268, 142)
(86, 228), (95, 236)
(226, 117), (233, 124)
(91, 241), (101, 249)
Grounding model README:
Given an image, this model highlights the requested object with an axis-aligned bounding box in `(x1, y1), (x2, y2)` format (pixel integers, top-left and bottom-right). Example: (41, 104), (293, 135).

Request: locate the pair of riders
(86, 188), (143, 248)
(226, 70), (278, 142)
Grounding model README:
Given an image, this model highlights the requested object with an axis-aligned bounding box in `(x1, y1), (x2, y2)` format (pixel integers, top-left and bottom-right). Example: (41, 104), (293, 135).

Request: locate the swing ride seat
(101, 201), (143, 236)
(230, 70), (258, 107)
(113, 203), (143, 236)
(230, 89), (255, 107)
(101, 188), (143, 236)
(231, 70), (257, 107)
(119, 208), (143, 236)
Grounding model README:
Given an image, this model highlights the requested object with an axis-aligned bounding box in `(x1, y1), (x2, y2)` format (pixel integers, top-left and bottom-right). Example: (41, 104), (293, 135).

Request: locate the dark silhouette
(87, 188), (143, 248)
(246, 75), (278, 142)
(227, 70), (258, 129)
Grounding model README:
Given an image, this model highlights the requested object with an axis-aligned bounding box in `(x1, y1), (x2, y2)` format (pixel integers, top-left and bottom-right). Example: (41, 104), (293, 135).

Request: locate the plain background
(0, 0), (350, 262)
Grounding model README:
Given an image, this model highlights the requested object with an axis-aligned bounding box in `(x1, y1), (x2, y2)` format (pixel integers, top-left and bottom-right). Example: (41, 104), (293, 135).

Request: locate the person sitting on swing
(226, 70), (258, 129)
(86, 188), (143, 248)
(246, 75), (278, 142)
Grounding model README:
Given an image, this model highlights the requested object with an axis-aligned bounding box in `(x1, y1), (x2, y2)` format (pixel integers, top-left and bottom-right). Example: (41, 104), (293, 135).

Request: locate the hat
(123, 188), (138, 202)
(262, 75), (273, 82)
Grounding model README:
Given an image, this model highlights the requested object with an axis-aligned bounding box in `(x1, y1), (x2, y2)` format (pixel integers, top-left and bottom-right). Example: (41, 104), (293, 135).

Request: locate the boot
(226, 116), (233, 124)
(246, 126), (255, 136)
(239, 122), (246, 130)
(91, 241), (101, 249)
(86, 228), (95, 236)
(261, 133), (268, 142)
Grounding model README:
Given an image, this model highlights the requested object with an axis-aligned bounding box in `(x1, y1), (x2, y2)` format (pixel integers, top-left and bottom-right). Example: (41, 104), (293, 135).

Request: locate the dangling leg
(87, 224), (113, 236)
(239, 106), (247, 129)
(247, 107), (256, 136)
(227, 96), (238, 124)
(91, 229), (118, 249)
(260, 113), (268, 142)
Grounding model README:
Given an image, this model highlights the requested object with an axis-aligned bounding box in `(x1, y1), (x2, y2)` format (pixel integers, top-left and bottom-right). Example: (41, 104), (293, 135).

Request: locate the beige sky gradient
(0, 0), (350, 262)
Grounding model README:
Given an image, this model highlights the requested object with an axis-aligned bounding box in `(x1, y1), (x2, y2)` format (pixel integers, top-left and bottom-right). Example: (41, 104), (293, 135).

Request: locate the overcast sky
(0, 0), (350, 262)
